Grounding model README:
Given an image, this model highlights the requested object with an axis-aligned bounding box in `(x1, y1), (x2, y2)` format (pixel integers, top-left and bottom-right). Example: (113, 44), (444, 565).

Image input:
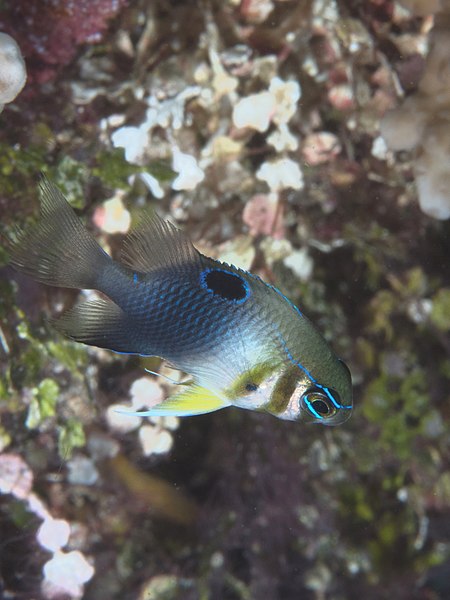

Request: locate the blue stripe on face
(302, 395), (325, 419)
(274, 330), (351, 416)
(314, 384), (350, 410)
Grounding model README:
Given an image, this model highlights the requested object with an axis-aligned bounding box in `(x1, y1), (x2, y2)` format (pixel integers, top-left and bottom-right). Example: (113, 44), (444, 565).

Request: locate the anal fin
(120, 385), (230, 417)
(54, 297), (141, 354)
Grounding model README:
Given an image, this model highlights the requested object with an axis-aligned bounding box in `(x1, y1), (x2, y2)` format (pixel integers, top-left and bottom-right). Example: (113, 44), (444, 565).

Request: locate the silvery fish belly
(6, 179), (353, 424)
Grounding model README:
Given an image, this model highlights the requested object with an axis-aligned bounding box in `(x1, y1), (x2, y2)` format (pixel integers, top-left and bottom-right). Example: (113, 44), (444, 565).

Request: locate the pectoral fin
(119, 385), (230, 417)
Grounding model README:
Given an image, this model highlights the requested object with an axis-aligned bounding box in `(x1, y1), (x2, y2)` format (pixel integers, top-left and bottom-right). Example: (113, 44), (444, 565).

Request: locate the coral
(232, 77), (301, 132)
(302, 132), (342, 166)
(256, 158), (304, 192)
(232, 90), (276, 132)
(92, 192), (131, 234)
(106, 376), (179, 457)
(138, 425), (173, 456)
(0, 0), (128, 83)
(0, 453), (94, 598)
(42, 550), (94, 598)
(381, 9), (450, 219)
(242, 193), (285, 238)
(0, 32), (26, 112)
(171, 147), (205, 191)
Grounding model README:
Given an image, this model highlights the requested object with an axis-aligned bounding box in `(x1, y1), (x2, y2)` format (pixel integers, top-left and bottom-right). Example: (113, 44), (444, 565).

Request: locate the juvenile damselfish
(7, 179), (352, 424)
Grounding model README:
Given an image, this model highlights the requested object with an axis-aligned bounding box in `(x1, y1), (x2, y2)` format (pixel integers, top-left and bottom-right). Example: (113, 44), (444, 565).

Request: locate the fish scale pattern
(110, 270), (259, 362)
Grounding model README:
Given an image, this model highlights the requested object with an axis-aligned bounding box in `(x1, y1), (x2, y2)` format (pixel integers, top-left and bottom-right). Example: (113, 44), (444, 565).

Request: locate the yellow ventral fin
(119, 385), (230, 417)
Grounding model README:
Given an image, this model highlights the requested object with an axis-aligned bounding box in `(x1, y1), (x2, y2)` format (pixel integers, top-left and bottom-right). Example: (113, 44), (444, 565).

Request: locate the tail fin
(5, 177), (112, 290)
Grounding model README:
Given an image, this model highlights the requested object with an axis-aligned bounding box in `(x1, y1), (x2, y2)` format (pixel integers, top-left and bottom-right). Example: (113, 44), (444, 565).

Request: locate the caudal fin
(5, 177), (112, 290)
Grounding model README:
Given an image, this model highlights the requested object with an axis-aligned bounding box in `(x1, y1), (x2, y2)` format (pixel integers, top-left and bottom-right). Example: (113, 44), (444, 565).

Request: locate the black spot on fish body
(200, 268), (250, 303)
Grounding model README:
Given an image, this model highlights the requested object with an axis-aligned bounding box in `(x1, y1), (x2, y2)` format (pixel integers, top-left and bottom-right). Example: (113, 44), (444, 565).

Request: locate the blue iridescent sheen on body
(245, 271), (303, 318)
(102, 267), (257, 363)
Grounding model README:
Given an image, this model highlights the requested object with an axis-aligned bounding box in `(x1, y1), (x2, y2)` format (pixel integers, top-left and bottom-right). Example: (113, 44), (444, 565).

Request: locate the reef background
(1, 1), (450, 599)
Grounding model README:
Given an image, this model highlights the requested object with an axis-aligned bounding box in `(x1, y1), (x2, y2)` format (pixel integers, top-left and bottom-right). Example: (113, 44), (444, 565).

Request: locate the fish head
(227, 356), (352, 425)
(265, 358), (353, 425)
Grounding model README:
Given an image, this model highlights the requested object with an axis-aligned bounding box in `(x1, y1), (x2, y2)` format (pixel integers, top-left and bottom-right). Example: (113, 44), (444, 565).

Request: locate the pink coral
(0, 0), (128, 83)
(242, 194), (285, 239)
(302, 132), (342, 166)
(0, 453), (33, 499)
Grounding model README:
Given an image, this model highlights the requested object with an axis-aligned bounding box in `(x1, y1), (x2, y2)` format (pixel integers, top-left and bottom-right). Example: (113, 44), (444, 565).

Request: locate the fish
(5, 178), (352, 424)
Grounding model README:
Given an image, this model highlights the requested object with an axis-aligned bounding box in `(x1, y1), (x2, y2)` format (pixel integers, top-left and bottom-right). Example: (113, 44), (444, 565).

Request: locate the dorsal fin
(120, 212), (201, 273)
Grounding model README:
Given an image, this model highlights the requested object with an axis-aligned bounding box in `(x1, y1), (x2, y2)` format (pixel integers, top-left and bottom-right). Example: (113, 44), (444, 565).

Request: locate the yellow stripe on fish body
(5, 178), (353, 425)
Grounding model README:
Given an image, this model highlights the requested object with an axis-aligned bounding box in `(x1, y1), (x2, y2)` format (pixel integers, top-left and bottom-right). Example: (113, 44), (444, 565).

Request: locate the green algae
(92, 147), (174, 190)
(92, 147), (140, 190)
(49, 155), (89, 210)
(430, 289), (450, 331)
(0, 424), (12, 451)
(363, 366), (429, 461)
(0, 143), (48, 196)
(58, 418), (86, 460)
(138, 575), (197, 600)
(26, 378), (59, 429)
(47, 339), (88, 374)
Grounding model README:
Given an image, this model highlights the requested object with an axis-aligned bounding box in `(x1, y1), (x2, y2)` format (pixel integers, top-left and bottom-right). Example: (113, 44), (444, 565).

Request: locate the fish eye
(301, 388), (338, 419)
